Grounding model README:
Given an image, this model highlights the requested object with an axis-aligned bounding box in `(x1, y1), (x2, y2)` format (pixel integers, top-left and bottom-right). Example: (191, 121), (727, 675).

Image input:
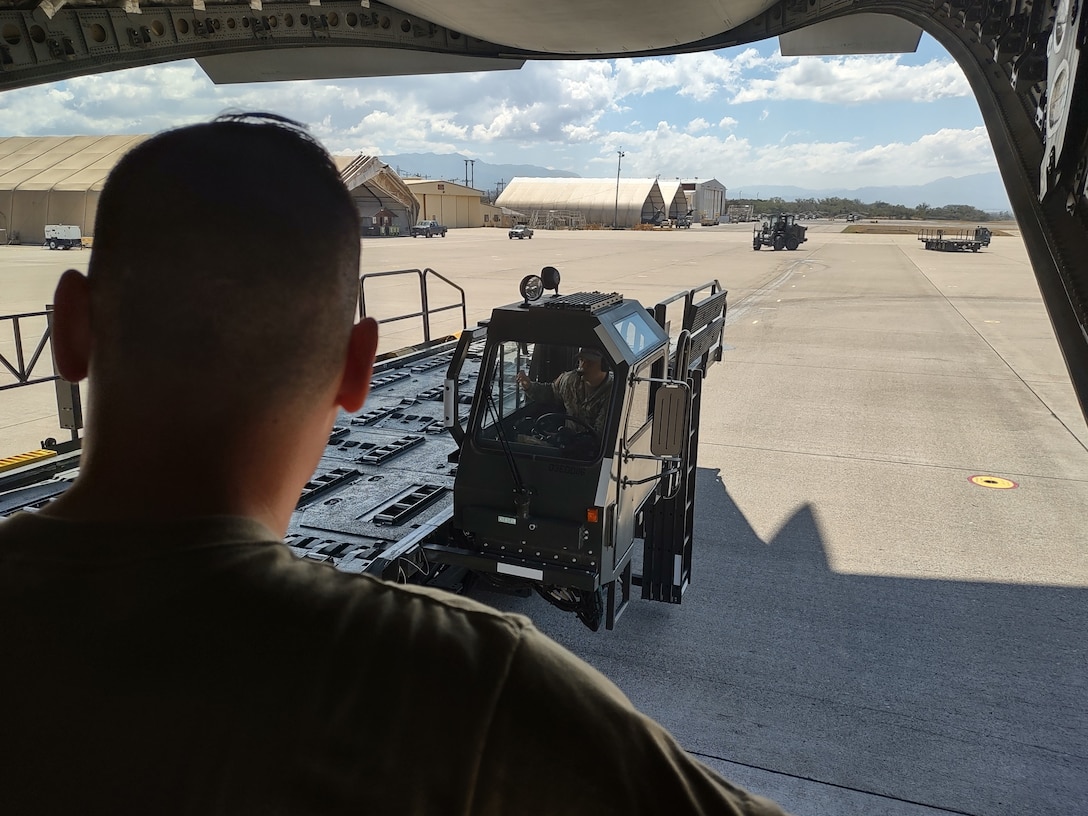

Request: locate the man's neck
(41, 408), (334, 537)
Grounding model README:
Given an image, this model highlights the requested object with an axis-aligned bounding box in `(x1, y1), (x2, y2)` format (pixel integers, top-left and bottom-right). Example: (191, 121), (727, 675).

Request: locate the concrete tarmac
(1, 224), (1086, 814)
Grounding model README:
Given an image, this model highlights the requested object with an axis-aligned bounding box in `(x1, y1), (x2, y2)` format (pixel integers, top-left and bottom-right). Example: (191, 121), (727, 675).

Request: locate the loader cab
(455, 288), (672, 530)
(473, 338), (613, 463)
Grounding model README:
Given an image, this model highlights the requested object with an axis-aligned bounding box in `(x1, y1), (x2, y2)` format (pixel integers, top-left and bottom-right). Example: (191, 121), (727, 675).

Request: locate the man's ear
(335, 317), (378, 413)
(52, 269), (92, 383)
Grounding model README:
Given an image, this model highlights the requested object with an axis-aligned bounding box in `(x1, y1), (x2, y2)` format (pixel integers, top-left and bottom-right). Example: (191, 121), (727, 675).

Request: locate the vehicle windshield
(474, 340), (612, 462)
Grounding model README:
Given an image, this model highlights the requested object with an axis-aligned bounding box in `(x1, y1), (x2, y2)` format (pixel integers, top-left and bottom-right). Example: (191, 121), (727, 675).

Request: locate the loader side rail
(635, 280), (726, 604)
(0, 307), (82, 449)
(635, 367), (704, 603)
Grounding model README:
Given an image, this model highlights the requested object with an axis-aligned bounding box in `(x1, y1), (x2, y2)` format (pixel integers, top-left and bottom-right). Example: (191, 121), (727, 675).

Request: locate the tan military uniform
(0, 512), (787, 816)
(524, 369), (613, 435)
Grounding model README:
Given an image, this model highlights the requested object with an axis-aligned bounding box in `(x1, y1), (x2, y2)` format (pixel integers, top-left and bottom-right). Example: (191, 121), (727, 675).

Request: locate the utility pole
(613, 149), (625, 229)
(463, 159), (469, 188)
(468, 159), (476, 190)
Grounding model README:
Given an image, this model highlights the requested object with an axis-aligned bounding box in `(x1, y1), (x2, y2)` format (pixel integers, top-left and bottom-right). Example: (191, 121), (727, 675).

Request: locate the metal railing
(358, 267), (467, 345)
(2, 270), (470, 452)
(0, 307), (82, 449)
(0, 309), (56, 393)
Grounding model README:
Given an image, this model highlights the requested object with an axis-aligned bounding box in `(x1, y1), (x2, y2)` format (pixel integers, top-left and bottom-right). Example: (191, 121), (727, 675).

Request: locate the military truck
(753, 214), (807, 251)
(918, 226), (992, 252)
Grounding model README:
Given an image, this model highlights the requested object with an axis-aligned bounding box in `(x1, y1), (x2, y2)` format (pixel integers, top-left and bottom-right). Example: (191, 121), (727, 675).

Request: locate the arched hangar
(496, 177), (671, 229)
(0, 137), (415, 244)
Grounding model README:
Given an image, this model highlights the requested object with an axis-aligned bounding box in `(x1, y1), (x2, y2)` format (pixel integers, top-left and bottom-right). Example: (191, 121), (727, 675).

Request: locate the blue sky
(0, 33), (996, 189)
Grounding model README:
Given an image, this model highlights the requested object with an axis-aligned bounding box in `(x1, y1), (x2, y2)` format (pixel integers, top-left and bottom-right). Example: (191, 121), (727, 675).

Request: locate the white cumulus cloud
(0, 43), (993, 192)
(731, 55), (970, 104)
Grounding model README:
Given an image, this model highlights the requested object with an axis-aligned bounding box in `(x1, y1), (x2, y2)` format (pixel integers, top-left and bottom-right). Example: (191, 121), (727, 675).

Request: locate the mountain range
(733, 174), (1011, 213)
(376, 152), (1011, 213)
(379, 152), (578, 193)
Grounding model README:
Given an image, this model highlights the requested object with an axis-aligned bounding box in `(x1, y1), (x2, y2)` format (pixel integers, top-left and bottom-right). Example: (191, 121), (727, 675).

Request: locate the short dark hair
(88, 113), (361, 407)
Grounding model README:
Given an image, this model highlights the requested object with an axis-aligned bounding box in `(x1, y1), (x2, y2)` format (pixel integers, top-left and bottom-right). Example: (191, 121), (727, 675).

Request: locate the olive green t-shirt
(0, 512), (785, 815)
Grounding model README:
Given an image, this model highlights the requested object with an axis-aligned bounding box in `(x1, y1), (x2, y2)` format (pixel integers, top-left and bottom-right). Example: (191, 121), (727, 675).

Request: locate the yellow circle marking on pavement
(969, 475), (1018, 489)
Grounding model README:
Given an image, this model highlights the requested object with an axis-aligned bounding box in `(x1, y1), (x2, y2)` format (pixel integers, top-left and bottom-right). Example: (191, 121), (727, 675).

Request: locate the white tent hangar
(0, 138), (417, 244)
(496, 177), (669, 228)
(656, 180), (693, 220)
(0, 135), (144, 245)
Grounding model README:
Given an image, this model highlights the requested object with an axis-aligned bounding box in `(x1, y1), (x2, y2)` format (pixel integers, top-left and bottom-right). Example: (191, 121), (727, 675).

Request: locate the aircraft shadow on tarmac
(474, 467), (1086, 816)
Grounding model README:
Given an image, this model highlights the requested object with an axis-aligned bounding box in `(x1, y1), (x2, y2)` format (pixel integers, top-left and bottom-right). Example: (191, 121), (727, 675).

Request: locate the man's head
(64, 113), (366, 413)
(576, 347), (608, 387)
(48, 113), (377, 531)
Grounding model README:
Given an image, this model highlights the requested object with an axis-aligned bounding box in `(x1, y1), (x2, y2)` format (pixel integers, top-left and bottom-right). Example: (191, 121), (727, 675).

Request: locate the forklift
(753, 213), (807, 251)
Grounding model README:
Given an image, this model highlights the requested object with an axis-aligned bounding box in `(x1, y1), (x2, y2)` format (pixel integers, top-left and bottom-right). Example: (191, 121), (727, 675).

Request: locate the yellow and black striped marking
(0, 449), (58, 474)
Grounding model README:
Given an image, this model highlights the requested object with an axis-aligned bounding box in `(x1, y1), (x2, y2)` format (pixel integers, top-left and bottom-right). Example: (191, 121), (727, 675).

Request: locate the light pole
(613, 149), (625, 229)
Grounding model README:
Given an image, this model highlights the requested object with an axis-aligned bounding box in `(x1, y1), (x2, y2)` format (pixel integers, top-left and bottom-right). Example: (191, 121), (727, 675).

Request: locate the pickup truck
(411, 220), (447, 238)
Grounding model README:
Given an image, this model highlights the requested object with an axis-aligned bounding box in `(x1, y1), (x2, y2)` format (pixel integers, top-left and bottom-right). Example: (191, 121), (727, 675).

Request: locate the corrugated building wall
(403, 179), (487, 228)
(692, 179), (727, 222)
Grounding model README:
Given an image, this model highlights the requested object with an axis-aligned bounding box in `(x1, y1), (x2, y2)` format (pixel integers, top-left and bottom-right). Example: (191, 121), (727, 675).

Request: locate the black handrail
(0, 306), (82, 450)
(0, 310), (56, 393)
(358, 267), (467, 345)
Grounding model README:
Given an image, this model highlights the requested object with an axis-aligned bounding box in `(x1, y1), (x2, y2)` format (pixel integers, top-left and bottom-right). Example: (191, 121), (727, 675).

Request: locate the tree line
(729, 196), (1011, 222)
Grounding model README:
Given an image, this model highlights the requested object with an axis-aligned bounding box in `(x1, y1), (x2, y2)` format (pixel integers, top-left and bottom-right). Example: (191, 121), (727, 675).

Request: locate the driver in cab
(516, 347), (613, 437)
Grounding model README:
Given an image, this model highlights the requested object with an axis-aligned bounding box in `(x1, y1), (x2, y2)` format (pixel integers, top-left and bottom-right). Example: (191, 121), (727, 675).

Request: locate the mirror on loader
(649, 383), (689, 457)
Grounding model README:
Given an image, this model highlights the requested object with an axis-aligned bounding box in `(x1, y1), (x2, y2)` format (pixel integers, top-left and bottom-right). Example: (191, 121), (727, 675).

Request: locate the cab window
(474, 340), (612, 462)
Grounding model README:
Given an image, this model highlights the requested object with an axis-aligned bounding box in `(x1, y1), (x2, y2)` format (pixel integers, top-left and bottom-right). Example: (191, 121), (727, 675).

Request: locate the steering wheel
(530, 412), (598, 445)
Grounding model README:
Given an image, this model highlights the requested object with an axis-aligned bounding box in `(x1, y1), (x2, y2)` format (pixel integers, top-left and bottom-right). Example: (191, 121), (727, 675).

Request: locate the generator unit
(43, 225), (82, 250)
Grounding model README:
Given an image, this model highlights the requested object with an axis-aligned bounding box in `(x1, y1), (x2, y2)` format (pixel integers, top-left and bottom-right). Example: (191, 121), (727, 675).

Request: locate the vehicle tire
(786, 236), (799, 251)
(773, 235), (785, 251)
(753, 241), (761, 250)
(509, 235), (513, 239)
(528, 234), (532, 239)
(48, 239), (57, 250)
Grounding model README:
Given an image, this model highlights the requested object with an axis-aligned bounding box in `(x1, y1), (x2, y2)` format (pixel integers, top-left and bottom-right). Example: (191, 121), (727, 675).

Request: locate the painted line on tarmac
(690, 748), (983, 816)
